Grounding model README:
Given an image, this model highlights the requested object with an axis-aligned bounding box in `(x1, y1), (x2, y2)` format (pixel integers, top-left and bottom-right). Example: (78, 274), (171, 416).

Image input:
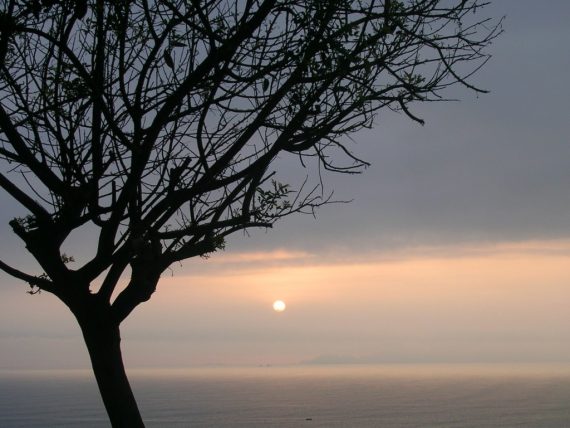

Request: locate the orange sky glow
(113, 240), (570, 367)
(1, 239), (569, 369)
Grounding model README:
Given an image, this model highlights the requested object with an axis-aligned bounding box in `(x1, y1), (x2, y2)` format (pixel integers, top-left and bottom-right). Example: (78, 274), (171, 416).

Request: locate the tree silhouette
(0, 0), (501, 425)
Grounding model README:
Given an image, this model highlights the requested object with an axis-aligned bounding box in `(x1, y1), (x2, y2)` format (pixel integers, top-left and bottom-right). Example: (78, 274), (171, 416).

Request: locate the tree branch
(0, 258), (56, 293)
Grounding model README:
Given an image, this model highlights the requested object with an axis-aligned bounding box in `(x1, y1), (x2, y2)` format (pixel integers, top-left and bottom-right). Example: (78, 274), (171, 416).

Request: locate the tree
(0, 0), (501, 425)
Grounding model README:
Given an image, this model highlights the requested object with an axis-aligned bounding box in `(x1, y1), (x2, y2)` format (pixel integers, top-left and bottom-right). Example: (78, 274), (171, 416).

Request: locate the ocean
(0, 364), (569, 427)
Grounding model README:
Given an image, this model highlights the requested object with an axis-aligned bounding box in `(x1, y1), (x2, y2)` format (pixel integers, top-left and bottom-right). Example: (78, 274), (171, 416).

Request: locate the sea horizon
(2, 362), (570, 427)
(3, 360), (570, 373)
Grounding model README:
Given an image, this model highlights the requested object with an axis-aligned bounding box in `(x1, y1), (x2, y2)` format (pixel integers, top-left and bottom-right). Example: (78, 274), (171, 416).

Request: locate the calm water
(1, 364), (569, 427)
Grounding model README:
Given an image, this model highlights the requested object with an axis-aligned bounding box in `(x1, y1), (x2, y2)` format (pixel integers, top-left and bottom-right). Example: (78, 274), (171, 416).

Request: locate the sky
(1, 0), (570, 369)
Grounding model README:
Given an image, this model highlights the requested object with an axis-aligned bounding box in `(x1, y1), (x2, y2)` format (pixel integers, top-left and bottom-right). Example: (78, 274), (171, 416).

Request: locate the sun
(272, 300), (286, 312)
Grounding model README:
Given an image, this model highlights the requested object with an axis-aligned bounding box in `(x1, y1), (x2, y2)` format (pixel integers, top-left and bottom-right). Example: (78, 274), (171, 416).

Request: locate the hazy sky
(1, 1), (569, 369)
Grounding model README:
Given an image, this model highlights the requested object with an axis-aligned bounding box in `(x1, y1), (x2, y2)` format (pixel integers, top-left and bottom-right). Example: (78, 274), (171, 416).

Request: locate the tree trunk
(78, 315), (145, 427)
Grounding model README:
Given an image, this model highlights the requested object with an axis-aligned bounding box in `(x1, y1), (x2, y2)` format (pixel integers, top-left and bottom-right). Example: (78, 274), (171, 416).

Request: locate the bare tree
(0, 0), (501, 425)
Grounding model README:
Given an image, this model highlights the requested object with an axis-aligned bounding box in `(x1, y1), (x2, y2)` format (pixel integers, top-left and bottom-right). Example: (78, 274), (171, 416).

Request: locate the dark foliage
(0, 1), (501, 425)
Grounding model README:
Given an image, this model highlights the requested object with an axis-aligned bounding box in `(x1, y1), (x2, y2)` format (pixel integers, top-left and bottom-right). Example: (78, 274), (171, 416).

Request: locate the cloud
(208, 249), (314, 264)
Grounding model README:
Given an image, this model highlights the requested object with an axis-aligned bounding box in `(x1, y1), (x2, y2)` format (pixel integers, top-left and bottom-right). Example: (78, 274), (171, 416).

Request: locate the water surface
(1, 364), (569, 427)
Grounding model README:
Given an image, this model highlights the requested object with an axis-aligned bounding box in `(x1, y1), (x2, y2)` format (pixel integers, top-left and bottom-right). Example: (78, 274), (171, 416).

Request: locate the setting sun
(272, 300), (286, 312)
